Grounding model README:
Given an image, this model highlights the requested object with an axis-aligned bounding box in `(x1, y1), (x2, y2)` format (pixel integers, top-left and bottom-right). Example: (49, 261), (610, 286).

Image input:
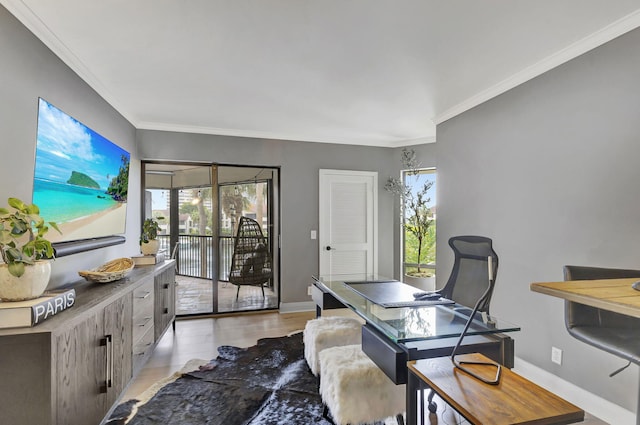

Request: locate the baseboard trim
(279, 301), (316, 313)
(514, 356), (634, 424)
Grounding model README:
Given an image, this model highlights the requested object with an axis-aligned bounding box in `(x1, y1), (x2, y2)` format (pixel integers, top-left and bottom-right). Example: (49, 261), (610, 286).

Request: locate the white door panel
(319, 170), (377, 277)
(327, 249), (367, 275)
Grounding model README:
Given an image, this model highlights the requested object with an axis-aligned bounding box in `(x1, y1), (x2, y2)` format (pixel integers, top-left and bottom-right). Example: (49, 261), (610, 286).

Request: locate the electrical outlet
(551, 347), (562, 365)
(307, 286), (313, 296)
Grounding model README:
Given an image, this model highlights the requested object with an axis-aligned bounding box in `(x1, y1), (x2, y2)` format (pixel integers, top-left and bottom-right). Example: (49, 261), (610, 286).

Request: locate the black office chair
(563, 266), (640, 377)
(439, 235), (498, 315)
(427, 235), (499, 412)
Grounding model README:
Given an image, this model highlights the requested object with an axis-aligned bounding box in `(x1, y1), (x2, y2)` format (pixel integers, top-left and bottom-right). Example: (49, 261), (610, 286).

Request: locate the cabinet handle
(107, 334), (113, 389)
(138, 316), (152, 327)
(135, 342), (154, 356)
(136, 291), (151, 299)
(100, 335), (113, 393)
(100, 337), (108, 393)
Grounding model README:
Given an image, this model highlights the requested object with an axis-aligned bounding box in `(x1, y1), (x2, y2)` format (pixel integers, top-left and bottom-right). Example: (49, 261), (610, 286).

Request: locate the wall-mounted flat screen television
(32, 98), (130, 245)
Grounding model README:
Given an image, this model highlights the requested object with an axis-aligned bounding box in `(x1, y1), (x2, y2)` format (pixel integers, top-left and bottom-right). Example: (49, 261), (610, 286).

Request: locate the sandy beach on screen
(50, 203), (127, 243)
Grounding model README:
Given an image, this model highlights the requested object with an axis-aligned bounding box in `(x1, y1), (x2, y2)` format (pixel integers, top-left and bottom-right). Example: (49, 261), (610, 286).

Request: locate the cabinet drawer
(132, 324), (155, 372)
(132, 278), (154, 344)
(133, 280), (154, 310)
(132, 311), (154, 344)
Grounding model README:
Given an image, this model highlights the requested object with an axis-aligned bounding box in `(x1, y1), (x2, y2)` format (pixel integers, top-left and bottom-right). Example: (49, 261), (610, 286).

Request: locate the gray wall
(0, 5), (140, 287)
(139, 131), (436, 303)
(436, 28), (640, 411)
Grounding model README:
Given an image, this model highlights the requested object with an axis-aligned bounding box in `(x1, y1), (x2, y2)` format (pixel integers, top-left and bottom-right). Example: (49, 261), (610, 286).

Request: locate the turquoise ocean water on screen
(33, 178), (120, 225)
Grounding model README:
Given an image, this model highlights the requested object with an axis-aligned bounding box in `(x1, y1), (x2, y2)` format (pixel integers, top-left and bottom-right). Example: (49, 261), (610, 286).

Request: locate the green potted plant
(139, 217), (163, 255)
(385, 149), (436, 290)
(0, 197), (61, 301)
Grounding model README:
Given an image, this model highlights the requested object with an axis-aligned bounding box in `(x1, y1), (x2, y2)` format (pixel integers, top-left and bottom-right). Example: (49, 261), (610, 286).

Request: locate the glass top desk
(311, 274), (520, 384)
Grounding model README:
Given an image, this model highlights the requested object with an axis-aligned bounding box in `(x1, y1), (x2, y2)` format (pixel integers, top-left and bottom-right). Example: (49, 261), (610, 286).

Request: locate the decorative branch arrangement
(385, 148), (434, 275)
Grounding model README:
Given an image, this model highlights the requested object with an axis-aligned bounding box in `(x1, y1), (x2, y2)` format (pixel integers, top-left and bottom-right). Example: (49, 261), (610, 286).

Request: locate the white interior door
(319, 169), (377, 276)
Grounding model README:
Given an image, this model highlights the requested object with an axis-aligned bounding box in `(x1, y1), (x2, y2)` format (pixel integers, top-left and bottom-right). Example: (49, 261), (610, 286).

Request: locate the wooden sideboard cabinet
(0, 260), (176, 425)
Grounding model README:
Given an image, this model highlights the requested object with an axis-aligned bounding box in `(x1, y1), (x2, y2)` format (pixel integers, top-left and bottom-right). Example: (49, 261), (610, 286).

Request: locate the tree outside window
(402, 169), (436, 277)
(385, 149), (436, 281)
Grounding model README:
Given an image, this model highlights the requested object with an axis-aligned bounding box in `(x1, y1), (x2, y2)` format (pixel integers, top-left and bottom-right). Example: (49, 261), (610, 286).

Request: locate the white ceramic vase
(0, 260), (51, 301)
(403, 274), (436, 292)
(140, 239), (160, 255)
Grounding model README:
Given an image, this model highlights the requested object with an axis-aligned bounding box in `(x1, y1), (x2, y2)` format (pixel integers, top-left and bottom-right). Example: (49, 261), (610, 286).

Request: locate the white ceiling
(4, 0), (640, 147)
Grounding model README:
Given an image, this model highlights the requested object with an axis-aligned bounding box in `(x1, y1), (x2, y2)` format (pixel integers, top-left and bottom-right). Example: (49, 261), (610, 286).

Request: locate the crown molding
(383, 136), (436, 148)
(436, 9), (640, 125)
(137, 120), (435, 148)
(9, 0), (635, 146)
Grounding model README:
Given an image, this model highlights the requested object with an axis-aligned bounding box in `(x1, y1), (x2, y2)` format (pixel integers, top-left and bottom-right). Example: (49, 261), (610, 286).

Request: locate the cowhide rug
(107, 332), (396, 425)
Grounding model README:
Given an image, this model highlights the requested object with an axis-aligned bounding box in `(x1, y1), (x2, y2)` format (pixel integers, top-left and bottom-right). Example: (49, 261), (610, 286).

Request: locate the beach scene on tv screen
(32, 98), (130, 243)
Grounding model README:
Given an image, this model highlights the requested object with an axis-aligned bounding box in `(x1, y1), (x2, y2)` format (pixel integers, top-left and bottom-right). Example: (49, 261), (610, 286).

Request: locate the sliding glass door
(142, 162), (279, 316)
(218, 171), (278, 312)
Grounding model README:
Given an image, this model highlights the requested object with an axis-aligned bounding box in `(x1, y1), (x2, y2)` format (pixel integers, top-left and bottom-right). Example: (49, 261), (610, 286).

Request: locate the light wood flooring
(122, 310), (608, 424)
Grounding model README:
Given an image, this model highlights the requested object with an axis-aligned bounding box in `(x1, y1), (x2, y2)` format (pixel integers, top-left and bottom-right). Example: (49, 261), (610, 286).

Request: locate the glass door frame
(142, 161), (280, 316)
(216, 164), (279, 313)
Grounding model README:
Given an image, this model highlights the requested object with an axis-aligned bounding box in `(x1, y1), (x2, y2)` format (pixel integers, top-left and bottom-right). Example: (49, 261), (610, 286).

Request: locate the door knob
(326, 246), (333, 251)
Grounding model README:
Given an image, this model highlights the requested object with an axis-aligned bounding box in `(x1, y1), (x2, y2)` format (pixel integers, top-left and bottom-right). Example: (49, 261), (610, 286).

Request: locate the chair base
(234, 283), (265, 299)
(452, 356), (502, 385)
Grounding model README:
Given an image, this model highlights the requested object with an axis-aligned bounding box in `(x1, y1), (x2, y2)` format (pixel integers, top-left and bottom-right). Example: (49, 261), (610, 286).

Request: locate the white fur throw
(319, 344), (405, 425)
(303, 316), (362, 376)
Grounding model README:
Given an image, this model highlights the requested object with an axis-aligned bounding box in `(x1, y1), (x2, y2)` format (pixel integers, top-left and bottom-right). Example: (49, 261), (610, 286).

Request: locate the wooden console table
(408, 353), (584, 424)
(0, 260), (176, 425)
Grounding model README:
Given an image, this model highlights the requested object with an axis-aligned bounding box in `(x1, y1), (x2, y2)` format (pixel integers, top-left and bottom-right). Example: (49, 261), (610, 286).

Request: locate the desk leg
(407, 369), (423, 425)
(637, 377), (640, 425)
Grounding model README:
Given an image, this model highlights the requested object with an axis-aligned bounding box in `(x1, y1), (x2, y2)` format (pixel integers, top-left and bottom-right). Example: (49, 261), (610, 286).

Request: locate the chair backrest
(170, 241), (180, 272)
(563, 265), (640, 329)
(439, 236), (498, 314)
(170, 242), (180, 259)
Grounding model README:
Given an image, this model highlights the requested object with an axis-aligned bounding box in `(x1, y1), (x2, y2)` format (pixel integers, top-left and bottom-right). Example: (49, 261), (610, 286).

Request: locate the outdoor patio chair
(228, 216), (273, 298)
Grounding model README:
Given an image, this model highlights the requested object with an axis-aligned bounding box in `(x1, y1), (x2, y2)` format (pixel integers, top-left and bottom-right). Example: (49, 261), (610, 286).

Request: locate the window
(402, 168), (436, 278)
